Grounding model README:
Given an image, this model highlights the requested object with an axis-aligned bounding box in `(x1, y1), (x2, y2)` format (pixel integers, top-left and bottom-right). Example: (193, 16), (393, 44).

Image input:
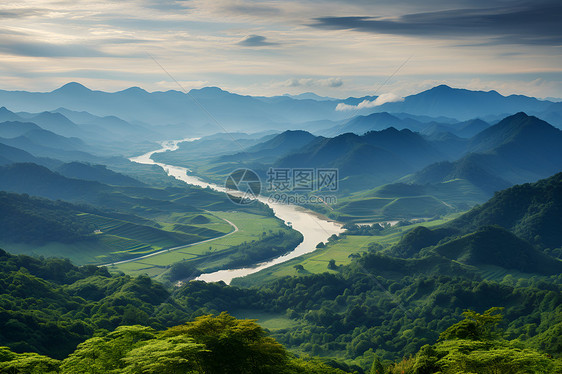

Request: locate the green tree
(439, 307), (504, 341)
(369, 356), (384, 374)
(121, 335), (205, 374)
(164, 312), (289, 373)
(0, 347), (60, 374)
(60, 326), (156, 374)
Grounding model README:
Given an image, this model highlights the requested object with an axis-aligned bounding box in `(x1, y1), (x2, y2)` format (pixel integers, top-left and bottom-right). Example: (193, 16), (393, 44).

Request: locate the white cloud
(280, 77), (343, 88)
(336, 92), (404, 111)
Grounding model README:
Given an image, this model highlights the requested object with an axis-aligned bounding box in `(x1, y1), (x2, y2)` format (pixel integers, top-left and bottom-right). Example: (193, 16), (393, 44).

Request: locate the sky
(0, 0), (561, 99)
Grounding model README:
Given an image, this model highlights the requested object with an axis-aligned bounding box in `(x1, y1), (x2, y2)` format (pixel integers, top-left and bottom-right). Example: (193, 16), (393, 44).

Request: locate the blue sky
(0, 0), (561, 99)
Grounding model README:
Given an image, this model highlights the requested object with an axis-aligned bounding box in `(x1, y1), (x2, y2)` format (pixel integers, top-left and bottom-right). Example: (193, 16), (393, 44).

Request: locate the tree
(293, 264), (305, 272)
(121, 336), (205, 374)
(369, 356), (384, 374)
(164, 312), (289, 373)
(439, 307), (504, 341)
(0, 347), (60, 374)
(60, 326), (157, 374)
(412, 308), (560, 374)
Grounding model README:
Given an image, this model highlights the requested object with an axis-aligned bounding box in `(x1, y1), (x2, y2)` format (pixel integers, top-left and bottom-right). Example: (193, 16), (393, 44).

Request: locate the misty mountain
(0, 163), (108, 202)
(219, 130), (319, 163)
(423, 132), (469, 160)
(55, 162), (145, 187)
(0, 107), (24, 122)
(454, 119), (491, 138)
(53, 107), (162, 141)
(274, 129), (445, 190)
(325, 112), (426, 136)
(405, 156), (512, 195)
(361, 128), (445, 168)
(0, 121), (43, 138)
(17, 111), (82, 138)
(277, 127), (444, 172)
(0, 143), (58, 168)
(281, 92), (336, 101)
(467, 112), (562, 154)
(1, 83), (558, 135)
(408, 113), (562, 192)
(0, 127), (102, 163)
(0, 83), (347, 134)
(372, 85), (554, 122)
(421, 118), (490, 138)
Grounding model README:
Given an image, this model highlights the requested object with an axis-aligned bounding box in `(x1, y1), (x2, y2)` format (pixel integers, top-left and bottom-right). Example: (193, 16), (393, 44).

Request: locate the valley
(1, 83), (562, 373)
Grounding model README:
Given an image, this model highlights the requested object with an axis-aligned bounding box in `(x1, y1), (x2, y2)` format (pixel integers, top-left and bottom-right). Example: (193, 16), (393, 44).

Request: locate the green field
(307, 178), (489, 223)
(231, 310), (301, 331)
(108, 211), (292, 280)
(1, 211), (232, 265)
(233, 213), (463, 287)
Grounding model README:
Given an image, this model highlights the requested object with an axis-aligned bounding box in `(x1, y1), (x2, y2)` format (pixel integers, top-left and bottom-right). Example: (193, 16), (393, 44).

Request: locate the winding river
(130, 139), (343, 284)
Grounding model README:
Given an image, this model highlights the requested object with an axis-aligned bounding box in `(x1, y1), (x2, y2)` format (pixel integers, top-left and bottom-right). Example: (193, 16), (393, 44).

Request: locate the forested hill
(391, 171), (562, 260)
(447, 171), (562, 249)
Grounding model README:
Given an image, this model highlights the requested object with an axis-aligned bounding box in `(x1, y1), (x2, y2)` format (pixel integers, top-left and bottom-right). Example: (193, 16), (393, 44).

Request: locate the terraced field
(109, 211), (293, 280)
(2, 211), (233, 265)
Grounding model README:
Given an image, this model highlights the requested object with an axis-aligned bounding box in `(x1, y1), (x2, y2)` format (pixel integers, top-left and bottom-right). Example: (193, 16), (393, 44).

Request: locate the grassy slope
(110, 211), (294, 280)
(3, 211), (231, 265)
(233, 213), (462, 287)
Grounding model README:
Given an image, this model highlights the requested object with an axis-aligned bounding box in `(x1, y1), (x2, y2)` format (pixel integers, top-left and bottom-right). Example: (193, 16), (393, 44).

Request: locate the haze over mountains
(1, 83), (561, 224)
(1, 80), (562, 373)
(0, 83), (560, 137)
(1, 82), (561, 225)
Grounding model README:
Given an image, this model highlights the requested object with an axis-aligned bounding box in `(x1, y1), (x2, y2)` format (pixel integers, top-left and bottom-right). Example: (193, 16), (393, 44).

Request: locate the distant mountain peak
(432, 84), (453, 91)
(510, 111), (529, 119)
(53, 82), (91, 94)
(118, 86), (148, 94)
(191, 86), (226, 94)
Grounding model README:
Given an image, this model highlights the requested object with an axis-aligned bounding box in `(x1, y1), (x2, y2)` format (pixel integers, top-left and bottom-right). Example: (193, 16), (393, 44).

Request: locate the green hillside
(430, 226), (562, 275)
(0, 191), (231, 265)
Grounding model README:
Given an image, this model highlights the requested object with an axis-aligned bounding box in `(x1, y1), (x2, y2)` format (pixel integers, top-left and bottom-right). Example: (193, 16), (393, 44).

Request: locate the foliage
(0, 347), (60, 374)
(439, 307), (503, 341)
(409, 309), (562, 374)
(0, 191), (95, 244)
(164, 312), (289, 373)
(209, 230), (303, 270)
(1, 314), (352, 374)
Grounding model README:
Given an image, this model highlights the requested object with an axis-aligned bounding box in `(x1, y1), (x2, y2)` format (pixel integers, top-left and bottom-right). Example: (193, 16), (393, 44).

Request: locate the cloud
(282, 77), (343, 88)
(0, 35), (146, 58)
(0, 40), (109, 58)
(336, 92), (403, 111)
(225, 2), (282, 17)
(311, 1), (562, 46)
(237, 34), (277, 47)
(0, 8), (45, 19)
(143, 0), (191, 12)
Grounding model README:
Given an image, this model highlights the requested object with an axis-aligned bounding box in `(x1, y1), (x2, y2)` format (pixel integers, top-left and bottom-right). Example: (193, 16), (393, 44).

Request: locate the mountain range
(0, 83), (560, 136)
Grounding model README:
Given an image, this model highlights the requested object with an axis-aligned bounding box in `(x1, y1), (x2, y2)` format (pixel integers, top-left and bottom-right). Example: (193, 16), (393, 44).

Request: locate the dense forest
(1, 243), (561, 372)
(2, 173), (562, 372)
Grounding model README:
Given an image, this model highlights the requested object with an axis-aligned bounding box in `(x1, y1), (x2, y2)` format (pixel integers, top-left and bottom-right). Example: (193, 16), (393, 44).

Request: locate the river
(130, 138), (343, 284)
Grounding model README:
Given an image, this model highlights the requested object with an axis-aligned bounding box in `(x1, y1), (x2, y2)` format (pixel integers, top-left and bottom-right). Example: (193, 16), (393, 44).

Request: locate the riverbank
(128, 139), (343, 284)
